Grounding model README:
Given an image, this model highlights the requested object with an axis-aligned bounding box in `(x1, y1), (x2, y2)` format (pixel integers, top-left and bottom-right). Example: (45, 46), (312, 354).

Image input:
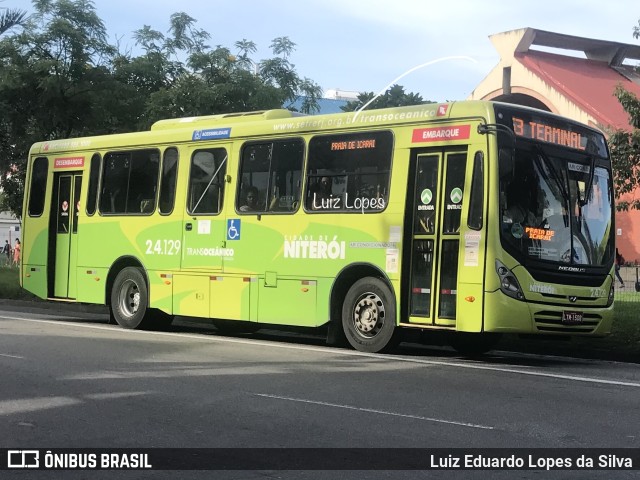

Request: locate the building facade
(469, 27), (640, 263)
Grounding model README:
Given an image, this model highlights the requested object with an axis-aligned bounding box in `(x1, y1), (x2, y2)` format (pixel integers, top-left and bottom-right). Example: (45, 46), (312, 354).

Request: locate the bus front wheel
(110, 267), (151, 329)
(342, 277), (400, 353)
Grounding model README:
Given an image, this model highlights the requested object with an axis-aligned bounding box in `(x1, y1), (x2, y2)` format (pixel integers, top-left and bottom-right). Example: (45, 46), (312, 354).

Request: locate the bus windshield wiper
(533, 146), (570, 213)
(580, 155), (596, 207)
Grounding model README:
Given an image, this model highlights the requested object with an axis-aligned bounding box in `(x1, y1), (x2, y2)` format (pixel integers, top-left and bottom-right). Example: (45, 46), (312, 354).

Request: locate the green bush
(0, 266), (38, 300)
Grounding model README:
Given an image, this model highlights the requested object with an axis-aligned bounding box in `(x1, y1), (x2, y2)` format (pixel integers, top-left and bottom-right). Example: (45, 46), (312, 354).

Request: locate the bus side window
(100, 152), (128, 214)
(159, 148), (179, 215)
(467, 151), (484, 230)
(86, 153), (101, 216)
(305, 131), (393, 213)
(27, 157), (49, 217)
(188, 148), (227, 215)
(237, 139), (303, 214)
(99, 149), (160, 215)
(128, 150), (159, 214)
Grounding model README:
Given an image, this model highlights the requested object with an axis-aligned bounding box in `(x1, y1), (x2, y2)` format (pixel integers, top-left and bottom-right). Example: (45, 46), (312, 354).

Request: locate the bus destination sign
(512, 117), (585, 150)
(495, 106), (608, 157)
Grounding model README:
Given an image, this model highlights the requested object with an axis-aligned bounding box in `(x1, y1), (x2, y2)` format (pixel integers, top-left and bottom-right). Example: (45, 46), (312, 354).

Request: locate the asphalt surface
(2, 307), (640, 480)
(0, 298), (638, 364)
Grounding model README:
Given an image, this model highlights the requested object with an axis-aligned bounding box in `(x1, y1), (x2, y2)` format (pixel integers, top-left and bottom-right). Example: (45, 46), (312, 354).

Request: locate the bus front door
(179, 146), (229, 272)
(174, 146), (229, 318)
(406, 150), (467, 327)
(50, 172), (82, 299)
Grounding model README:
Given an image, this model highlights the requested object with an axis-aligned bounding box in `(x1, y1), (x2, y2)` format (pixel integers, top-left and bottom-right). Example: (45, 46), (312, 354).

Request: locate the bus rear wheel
(342, 277), (400, 353)
(110, 267), (151, 329)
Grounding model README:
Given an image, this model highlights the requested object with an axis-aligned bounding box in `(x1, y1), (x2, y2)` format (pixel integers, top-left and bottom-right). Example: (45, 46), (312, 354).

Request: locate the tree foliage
(0, 0), (321, 218)
(608, 20), (640, 211)
(609, 86), (640, 211)
(0, 1), (27, 36)
(340, 84), (432, 112)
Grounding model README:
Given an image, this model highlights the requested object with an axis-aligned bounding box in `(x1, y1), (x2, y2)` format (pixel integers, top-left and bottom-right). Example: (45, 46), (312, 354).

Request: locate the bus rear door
(50, 172), (82, 299)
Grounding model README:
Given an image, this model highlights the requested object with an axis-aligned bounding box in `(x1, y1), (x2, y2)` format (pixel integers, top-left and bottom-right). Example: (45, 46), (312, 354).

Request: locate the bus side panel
(172, 274), (209, 318)
(22, 227), (49, 299)
(456, 145), (490, 333)
(257, 277), (317, 326)
(148, 270), (174, 314)
(75, 267), (108, 304)
(455, 283), (484, 332)
(210, 275), (252, 321)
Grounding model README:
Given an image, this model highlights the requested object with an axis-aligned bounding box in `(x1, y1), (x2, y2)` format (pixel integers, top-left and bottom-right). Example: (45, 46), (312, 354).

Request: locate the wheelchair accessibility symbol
(227, 219), (241, 240)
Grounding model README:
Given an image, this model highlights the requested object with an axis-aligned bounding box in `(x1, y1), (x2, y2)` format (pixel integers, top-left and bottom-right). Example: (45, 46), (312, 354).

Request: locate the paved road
(1, 304), (639, 479)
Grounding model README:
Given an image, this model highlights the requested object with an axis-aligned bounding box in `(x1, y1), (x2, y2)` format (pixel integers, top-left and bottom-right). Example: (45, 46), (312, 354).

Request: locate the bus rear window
(305, 131), (393, 213)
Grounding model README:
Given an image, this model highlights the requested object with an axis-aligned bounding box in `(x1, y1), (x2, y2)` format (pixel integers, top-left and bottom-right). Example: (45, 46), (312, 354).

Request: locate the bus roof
(28, 100), (600, 156)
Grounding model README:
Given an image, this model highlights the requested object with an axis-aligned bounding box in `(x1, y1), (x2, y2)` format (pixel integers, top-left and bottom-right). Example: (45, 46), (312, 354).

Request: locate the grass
(0, 267), (637, 362)
(0, 266), (39, 300)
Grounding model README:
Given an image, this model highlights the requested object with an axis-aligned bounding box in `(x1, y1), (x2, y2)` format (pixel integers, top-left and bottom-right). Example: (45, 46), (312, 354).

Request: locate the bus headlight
(495, 260), (525, 301)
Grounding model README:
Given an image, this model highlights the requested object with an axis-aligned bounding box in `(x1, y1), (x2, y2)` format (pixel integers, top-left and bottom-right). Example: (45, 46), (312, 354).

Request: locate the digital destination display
(495, 106), (608, 157)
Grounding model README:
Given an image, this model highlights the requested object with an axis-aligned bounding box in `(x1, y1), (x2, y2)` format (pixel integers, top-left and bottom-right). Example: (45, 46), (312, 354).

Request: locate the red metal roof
(516, 50), (640, 131)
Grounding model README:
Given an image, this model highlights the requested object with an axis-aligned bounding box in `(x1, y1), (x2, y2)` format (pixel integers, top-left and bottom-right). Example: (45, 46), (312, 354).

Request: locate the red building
(470, 28), (640, 263)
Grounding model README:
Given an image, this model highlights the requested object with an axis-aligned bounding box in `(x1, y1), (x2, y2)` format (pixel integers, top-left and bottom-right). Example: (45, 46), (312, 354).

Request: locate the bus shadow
(31, 312), (629, 368)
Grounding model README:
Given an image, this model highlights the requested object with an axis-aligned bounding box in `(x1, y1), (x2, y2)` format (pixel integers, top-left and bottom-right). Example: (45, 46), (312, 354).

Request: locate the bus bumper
(483, 290), (614, 336)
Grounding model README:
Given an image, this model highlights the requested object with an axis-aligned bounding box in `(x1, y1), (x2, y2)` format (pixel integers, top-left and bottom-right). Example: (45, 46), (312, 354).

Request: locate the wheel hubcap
(119, 279), (140, 318)
(353, 292), (385, 338)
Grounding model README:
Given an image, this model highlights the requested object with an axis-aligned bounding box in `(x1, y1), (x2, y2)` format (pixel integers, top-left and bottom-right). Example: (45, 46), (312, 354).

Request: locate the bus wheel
(449, 333), (502, 356)
(110, 267), (150, 329)
(342, 277), (400, 353)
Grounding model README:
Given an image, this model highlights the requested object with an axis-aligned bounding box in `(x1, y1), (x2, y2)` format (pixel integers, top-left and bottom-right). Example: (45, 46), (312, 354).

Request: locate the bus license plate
(562, 311), (583, 325)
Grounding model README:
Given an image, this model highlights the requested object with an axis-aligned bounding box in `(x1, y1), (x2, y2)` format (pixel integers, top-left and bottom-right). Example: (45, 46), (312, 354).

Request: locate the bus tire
(342, 277), (400, 353)
(449, 332), (502, 356)
(110, 267), (150, 329)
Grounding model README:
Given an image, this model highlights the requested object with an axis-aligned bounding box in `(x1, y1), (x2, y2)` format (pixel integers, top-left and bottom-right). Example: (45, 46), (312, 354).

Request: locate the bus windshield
(499, 142), (613, 267)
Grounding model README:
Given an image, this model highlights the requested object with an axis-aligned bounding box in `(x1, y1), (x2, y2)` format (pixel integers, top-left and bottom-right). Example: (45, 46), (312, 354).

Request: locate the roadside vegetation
(0, 266), (38, 300)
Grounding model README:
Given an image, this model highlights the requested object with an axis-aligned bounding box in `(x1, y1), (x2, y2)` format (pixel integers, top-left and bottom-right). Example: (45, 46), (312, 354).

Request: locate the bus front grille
(533, 310), (601, 333)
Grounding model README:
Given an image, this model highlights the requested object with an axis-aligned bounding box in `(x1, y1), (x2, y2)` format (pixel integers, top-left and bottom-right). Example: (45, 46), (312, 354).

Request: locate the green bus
(20, 101), (615, 353)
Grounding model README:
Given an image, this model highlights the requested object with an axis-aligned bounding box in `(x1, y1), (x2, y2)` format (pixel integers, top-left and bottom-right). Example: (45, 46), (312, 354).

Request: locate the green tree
(0, 0), (117, 217)
(609, 20), (640, 211)
(340, 84), (432, 112)
(0, 1), (321, 217)
(0, 2), (27, 36)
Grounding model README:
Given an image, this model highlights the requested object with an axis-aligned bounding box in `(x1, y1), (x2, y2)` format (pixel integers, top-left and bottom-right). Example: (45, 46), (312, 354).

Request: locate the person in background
(12, 239), (20, 268)
(2, 240), (10, 266)
(239, 186), (259, 212)
(615, 248), (625, 288)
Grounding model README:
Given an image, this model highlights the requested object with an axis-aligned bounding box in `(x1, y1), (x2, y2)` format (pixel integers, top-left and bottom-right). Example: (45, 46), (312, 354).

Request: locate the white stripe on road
(253, 393), (494, 430)
(0, 353), (24, 359)
(2, 315), (640, 388)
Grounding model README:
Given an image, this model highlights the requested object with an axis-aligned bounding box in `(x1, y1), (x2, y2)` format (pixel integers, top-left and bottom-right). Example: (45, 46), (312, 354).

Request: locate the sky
(11, 0), (640, 103)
